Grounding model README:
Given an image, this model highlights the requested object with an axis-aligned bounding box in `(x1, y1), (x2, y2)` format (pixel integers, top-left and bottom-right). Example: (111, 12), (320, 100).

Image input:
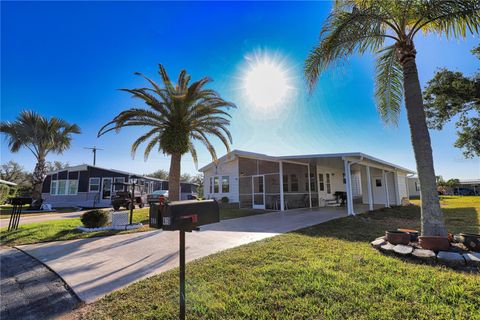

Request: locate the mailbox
(8, 197), (33, 206)
(149, 202), (162, 229)
(161, 199), (219, 231)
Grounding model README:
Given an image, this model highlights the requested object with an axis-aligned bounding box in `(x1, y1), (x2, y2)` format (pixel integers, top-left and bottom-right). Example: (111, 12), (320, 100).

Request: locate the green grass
(80, 196), (480, 320)
(0, 207), (265, 246)
(0, 205), (80, 218)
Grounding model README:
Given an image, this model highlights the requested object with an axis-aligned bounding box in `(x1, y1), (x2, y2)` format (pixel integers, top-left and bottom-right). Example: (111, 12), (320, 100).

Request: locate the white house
(407, 176), (421, 198)
(199, 150), (414, 215)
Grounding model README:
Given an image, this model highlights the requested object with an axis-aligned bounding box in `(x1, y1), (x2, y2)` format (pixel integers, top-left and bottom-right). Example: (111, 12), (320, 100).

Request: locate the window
(291, 174), (298, 192)
(114, 177), (125, 191)
(222, 176), (230, 193)
(376, 179), (382, 187)
(342, 173), (346, 184)
(319, 174), (324, 191)
(210, 177), (213, 193)
(213, 176), (219, 193)
(57, 180), (67, 195)
(283, 175), (289, 192)
(50, 180), (57, 195)
(89, 178), (101, 192)
(67, 180), (78, 195)
(326, 173), (331, 194)
(305, 173), (316, 191)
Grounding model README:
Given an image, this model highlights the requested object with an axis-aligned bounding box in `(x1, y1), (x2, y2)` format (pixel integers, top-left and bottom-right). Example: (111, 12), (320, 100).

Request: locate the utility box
(161, 200), (219, 231)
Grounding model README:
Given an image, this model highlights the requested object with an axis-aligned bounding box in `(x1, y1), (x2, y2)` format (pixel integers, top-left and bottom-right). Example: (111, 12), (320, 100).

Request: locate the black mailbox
(149, 202), (162, 229)
(160, 199), (219, 231)
(8, 197), (33, 206)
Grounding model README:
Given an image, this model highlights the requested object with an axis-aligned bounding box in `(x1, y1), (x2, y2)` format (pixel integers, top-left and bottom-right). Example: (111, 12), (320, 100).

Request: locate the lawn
(0, 207), (266, 246)
(79, 196), (480, 320)
(0, 205), (80, 218)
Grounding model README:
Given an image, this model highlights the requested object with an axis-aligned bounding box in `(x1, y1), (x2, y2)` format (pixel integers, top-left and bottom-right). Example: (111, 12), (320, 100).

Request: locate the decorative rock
(463, 252), (480, 267)
(437, 251), (466, 267)
(412, 249), (436, 260)
(393, 244), (413, 255)
(371, 238), (387, 248)
(380, 243), (395, 253)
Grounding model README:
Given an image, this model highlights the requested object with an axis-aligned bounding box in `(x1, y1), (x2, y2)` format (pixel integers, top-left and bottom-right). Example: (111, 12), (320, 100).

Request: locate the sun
(243, 54), (292, 109)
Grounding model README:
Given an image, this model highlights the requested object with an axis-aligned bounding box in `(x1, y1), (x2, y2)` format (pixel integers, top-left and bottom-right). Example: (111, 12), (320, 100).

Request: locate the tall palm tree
(0, 110), (81, 200)
(98, 65), (236, 201)
(305, 0), (479, 236)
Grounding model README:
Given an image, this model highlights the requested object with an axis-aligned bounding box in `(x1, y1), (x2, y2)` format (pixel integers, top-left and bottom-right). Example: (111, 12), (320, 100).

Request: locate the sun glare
(243, 54), (293, 109)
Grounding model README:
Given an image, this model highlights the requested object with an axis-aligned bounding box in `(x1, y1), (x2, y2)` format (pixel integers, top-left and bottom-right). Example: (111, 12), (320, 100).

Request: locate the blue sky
(1, 1), (479, 179)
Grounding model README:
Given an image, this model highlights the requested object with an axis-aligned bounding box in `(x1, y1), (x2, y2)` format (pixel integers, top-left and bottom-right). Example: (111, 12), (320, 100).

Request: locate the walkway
(18, 208), (346, 303)
(0, 247), (80, 320)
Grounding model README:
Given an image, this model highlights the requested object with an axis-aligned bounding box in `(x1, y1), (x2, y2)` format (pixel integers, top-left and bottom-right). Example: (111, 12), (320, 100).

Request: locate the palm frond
(375, 45), (404, 125)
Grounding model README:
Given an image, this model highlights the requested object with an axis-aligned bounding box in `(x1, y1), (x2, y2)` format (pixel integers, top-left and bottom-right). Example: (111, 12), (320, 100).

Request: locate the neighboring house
(454, 179), (480, 196)
(42, 164), (198, 208)
(199, 150), (414, 215)
(407, 176), (420, 198)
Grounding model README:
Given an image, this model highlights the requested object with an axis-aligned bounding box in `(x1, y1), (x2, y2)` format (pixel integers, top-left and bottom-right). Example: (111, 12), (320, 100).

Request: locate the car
(111, 191), (147, 211)
(147, 190), (169, 204)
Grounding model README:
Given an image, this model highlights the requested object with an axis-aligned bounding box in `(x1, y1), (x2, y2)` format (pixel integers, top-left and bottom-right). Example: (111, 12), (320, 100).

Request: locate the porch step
(325, 199), (341, 207)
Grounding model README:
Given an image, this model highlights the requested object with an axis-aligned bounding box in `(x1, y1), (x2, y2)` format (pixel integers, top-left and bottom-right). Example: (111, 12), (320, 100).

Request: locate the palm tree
(0, 110), (81, 200)
(305, 0), (479, 236)
(98, 65), (236, 201)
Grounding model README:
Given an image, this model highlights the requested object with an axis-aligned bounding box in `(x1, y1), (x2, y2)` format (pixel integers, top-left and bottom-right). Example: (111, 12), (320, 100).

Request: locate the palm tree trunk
(32, 158), (46, 201)
(168, 153), (182, 201)
(401, 50), (446, 237)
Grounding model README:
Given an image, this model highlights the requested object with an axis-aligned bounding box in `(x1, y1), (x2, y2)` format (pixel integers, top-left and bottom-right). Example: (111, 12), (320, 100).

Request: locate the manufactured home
(41, 164), (197, 208)
(199, 150), (414, 215)
(407, 176), (421, 198)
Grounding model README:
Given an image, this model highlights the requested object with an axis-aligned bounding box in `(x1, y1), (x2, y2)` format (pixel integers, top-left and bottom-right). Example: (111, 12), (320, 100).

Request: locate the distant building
(407, 176), (420, 198)
(41, 164), (197, 208)
(454, 179), (479, 196)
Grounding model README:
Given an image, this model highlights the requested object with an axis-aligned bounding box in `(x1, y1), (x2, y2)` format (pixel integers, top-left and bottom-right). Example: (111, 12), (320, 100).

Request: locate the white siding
(396, 172), (409, 203)
(407, 177), (421, 197)
(203, 157), (239, 203)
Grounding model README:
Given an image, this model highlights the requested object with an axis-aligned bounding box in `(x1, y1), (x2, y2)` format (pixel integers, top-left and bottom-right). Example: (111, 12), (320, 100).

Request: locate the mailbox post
(149, 199), (219, 320)
(7, 197), (33, 231)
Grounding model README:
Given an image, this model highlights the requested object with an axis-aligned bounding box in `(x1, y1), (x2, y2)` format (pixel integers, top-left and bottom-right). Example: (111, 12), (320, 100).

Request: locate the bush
(0, 184), (10, 204)
(81, 209), (109, 228)
(221, 196), (229, 203)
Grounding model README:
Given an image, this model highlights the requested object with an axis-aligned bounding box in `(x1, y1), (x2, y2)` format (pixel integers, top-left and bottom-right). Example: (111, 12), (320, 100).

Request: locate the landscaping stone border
(371, 236), (479, 272)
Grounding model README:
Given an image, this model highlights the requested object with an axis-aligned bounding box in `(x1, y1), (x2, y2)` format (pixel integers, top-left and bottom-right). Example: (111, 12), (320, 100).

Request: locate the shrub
(221, 196), (229, 203)
(81, 209), (109, 228)
(0, 184), (10, 204)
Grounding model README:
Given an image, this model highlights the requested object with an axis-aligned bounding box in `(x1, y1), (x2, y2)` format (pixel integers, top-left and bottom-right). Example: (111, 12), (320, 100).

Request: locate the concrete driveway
(18, 208), (346, 303)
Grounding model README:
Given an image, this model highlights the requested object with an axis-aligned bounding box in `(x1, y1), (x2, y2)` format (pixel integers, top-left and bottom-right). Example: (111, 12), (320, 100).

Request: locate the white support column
(344, 160), (354, 215)
(279, 161), (285, 211)
(366, 165), (373, 211)
(393, 171), (400, 206)
(307, 164), (312, 208)
(383, 170), (390, 207)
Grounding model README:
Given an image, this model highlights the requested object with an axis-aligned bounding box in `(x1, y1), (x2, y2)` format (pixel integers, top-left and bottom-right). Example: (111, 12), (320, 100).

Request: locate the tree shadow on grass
(293, 205), (479, 243)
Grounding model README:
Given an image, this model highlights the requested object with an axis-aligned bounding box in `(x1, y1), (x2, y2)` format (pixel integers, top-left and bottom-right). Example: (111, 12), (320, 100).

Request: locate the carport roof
(199, 149), (415, 174)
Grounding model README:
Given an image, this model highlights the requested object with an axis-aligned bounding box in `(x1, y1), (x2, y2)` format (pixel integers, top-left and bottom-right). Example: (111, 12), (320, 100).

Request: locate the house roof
(458, 179), (480, 185)
(45, 164), (199, 185)
(0, 179), (17, 186)
(199, 149), (415, 174)
(46, 164), (165, 182)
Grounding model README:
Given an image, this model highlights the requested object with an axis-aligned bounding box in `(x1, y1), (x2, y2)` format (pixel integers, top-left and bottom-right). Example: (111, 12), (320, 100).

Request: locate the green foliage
(81, 209), (110, 228)
(0, 185), (10, 204)
(423, 44), (480, 158)
(98, 65), (236, 166)
(147, 169), (169, 180)
(305, 0), (480, 124)
(45, 161), (70, 172)
(0, 161), (32, 194)
(221, 196), (229, 203)
(0, 110), (81, 158)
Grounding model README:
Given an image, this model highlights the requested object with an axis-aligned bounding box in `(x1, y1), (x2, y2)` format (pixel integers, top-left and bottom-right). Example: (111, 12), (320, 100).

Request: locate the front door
(317, 172), (332, 200)
(102, 178), (112, 200)
(252, 175), (265, 210)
